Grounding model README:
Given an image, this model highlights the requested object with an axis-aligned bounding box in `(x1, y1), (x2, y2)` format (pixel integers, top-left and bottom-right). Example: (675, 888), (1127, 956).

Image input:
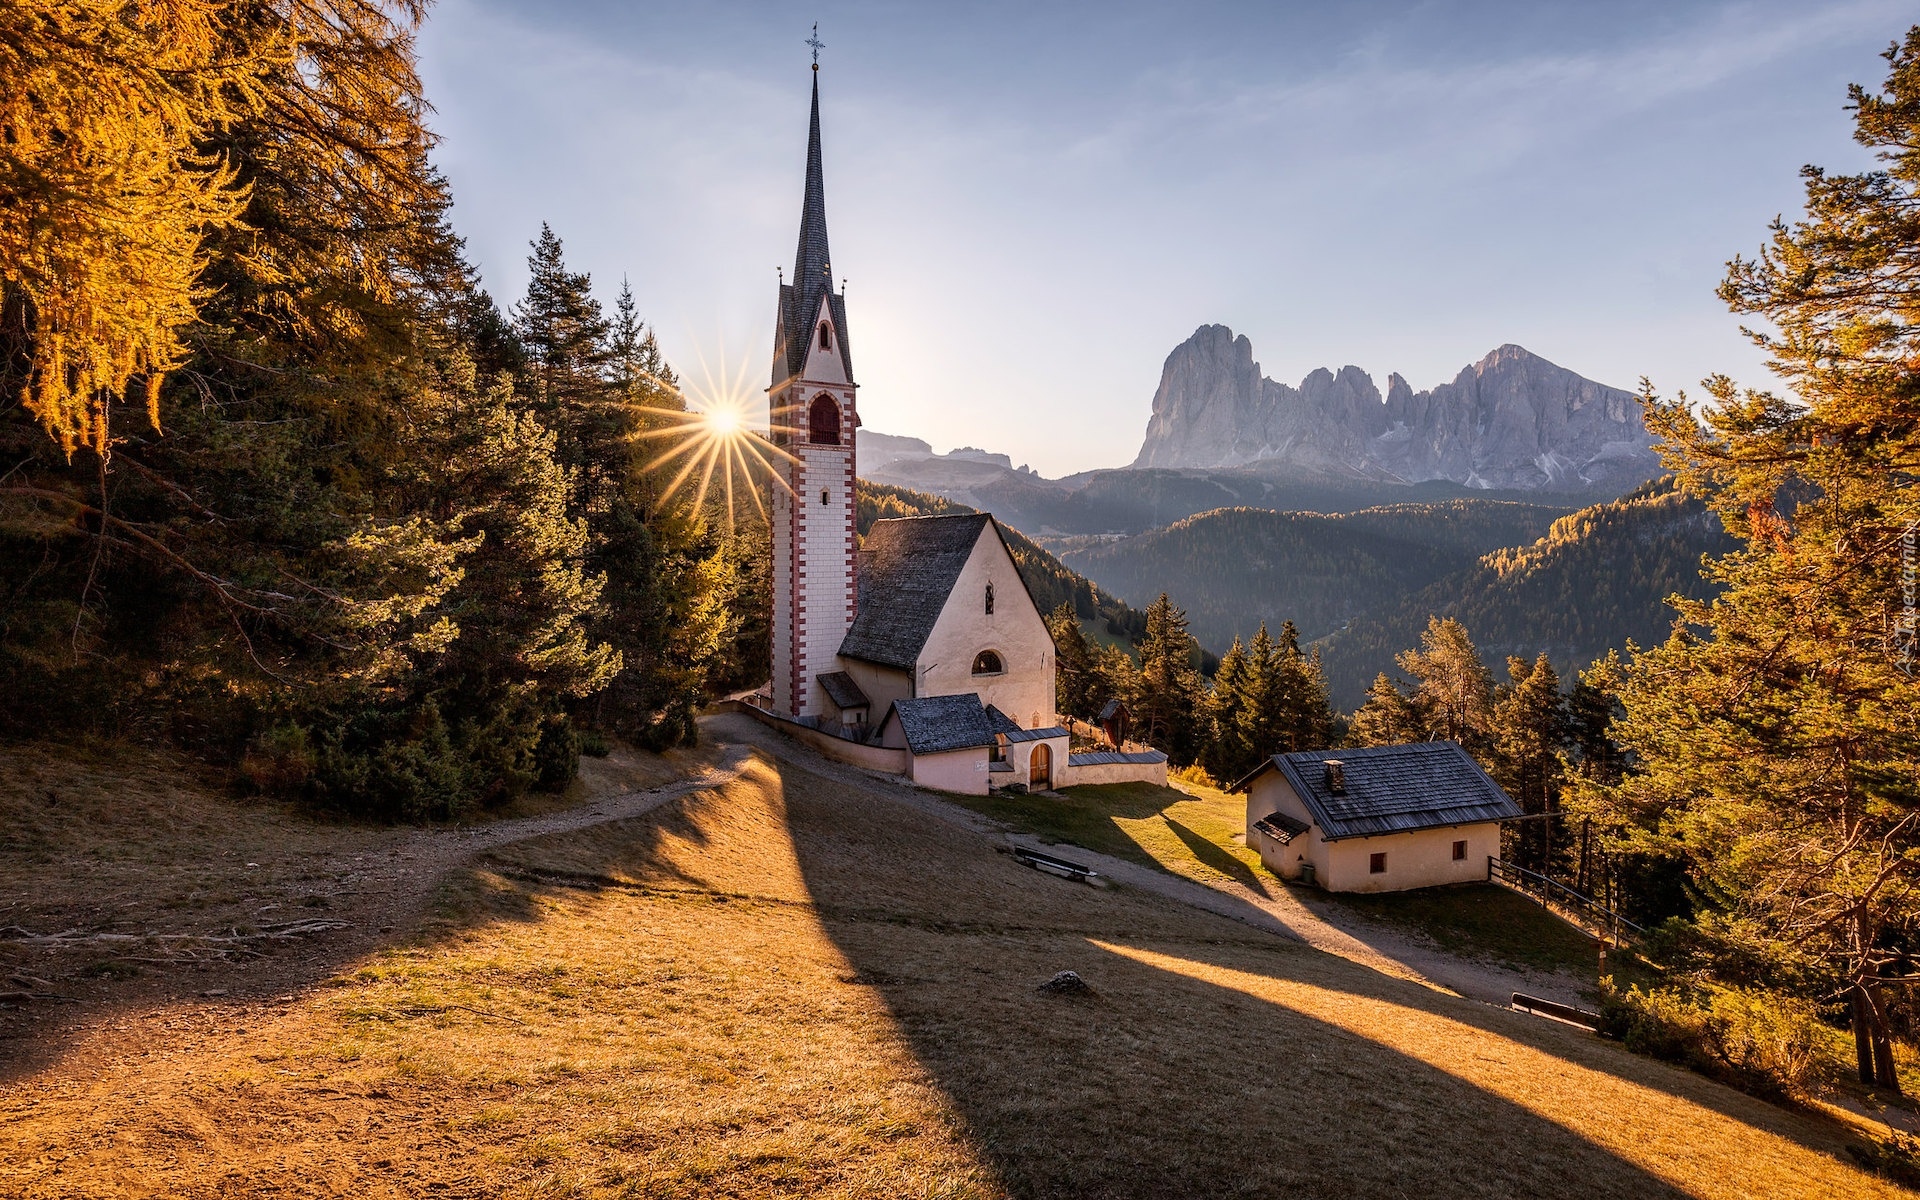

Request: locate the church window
(984, 583), (995, 615)
(971, 650), (1004, 676)
(819, 321), (833, 351)
(821, 488), (830, 506)
(808, 395), (840, 444)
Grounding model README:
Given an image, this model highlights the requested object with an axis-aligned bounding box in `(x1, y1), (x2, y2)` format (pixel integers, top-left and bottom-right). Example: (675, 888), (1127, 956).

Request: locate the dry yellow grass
(0, 723), (1909, 1198)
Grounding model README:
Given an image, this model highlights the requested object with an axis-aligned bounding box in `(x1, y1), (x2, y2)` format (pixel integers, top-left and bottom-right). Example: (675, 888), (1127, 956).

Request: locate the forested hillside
(1319, 483), (1733, 706)
(858, 481), (1149, 643)
(0, 2), (758, 817)
(1054, 500), (1567, 652)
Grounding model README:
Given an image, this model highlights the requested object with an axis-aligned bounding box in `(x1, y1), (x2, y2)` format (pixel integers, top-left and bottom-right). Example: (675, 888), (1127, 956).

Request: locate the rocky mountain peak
(1133, 325), (1659, 492)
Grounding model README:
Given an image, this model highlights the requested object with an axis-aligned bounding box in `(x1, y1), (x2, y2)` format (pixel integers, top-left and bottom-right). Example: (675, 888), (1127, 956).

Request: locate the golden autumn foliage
(0, 0), (283, 457)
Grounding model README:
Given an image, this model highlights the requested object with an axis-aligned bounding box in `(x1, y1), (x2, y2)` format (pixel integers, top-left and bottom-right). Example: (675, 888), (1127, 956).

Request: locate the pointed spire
(792, 73), (832, 312)
(774, 68), (852, 385)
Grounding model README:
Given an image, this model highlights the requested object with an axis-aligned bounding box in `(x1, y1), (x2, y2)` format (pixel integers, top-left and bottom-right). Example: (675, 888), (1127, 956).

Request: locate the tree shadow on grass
(4, 714), (1894, 1200)
(1161, 815), (1270, 897)
(743, 722), (1893, 1198)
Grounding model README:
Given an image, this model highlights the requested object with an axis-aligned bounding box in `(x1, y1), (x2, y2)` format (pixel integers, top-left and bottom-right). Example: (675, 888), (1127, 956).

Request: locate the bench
(1011, 845), (1099, 884)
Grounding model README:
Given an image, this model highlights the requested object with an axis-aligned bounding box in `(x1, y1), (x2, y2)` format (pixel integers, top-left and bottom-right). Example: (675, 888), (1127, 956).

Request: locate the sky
(418, 0), (1908, 477)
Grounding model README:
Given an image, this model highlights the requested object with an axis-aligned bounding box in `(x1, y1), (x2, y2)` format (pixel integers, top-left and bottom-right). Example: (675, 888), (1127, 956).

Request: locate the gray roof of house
(1231, 742), (1521, 841)
(1253, 813), (1310, 845)
(773, 76), (852, 385)
(884, 694), (996, 755)
(1098, 698), (1128, 723)
(1067, 749), (1169, 767)
(839, 513), (993, 670)
(1002, 724), (1070, 744)
(817, 671), (869, 709)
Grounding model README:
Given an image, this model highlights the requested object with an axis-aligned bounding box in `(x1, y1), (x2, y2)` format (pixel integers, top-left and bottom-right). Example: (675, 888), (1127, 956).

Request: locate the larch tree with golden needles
(0, 0), (277, 457)
(1610, 28), (1920, 1091)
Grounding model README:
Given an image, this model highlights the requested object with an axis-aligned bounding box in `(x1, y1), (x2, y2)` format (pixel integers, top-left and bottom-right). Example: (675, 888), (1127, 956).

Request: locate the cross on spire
(806, 22), (824, 68)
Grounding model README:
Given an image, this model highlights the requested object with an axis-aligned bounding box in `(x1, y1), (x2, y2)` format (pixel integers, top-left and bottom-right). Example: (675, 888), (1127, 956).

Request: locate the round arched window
(971, 650), (1004, 676)
(807, 395), (840, 445)
(819, 321), (834, 351)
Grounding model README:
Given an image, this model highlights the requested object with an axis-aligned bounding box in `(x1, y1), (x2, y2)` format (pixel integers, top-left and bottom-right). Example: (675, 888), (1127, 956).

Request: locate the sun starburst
(634, 333), (797, 532)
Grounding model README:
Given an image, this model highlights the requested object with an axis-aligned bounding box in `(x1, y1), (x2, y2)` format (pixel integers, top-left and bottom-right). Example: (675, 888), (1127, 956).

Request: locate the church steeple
(766, 54), (859, 721)
(774, 70), (852, 387)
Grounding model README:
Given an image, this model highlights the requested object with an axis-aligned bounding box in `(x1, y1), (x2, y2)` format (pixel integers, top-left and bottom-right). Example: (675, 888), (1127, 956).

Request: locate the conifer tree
(1608, 29), (1920, 1089)
(1272, 619), (1336, 751)
(1204, 637), (1254, 782)
(1048, 602), (1101, 720)
(1397, 617), (1494, 750)
(1350, 673), (1424, 747)
(1489, 654), (1568, 872)
(1134, 593), (1204, 765)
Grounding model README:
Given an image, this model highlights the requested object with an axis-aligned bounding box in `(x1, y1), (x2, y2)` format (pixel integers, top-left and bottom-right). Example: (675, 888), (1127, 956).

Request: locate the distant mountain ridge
(1133, 326), (1660, 492)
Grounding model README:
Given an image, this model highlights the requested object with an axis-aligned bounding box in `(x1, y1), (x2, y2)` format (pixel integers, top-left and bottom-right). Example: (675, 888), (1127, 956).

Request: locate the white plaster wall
(1057, 758), (1168, 788)
(911, 747), (990, 795)
(841, 659), (912, 720)
(1323, 822), (1501, 893)
(1010, 736), (1070, 789)
(917, 523), (1055, 726)
(798, 437), (855, 718)
(770, 479), (795, 715)
(1245, 773), (1329, 884)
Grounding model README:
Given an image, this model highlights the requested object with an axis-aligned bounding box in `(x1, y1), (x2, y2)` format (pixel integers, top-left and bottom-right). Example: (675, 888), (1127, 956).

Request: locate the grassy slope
(952, 779), (1607, 981)
(1, 732), (1905, 1198)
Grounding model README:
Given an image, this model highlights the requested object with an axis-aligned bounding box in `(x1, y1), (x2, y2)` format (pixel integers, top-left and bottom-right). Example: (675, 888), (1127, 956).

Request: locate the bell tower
(769, 64), (858, 720)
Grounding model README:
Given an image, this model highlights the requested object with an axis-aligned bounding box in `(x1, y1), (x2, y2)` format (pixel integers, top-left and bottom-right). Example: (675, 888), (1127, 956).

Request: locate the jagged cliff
(1132, 325), (1659, 492)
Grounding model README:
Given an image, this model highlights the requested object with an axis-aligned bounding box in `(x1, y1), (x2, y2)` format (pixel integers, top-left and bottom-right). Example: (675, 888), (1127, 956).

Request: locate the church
(744, 64), (1165, 796)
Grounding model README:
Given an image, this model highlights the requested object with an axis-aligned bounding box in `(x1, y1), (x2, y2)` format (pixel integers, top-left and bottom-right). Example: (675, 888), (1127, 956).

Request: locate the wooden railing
(1488, 856), (1644, 946)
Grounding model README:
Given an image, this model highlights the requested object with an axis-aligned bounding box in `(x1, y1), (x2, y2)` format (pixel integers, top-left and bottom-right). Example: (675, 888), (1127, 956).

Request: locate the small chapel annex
(739, 63), (1165, 795)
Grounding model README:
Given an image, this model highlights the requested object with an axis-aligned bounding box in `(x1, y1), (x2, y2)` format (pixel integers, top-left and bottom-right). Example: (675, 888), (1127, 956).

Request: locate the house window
(807, 395), (840, 444)
(984, 582), (995, 615)
(819, 321), (833, 351)
(1452, 839), (1468, 862)
(971, 650), (1004, 676)
(1369, 852), (1387, 874)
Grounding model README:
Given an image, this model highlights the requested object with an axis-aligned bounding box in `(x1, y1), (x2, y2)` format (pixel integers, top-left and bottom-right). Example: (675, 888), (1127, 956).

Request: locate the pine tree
(1204, 637), (1254, 782)
(1608, 30), (1920, 1089)
(1135, 593), (1203, 765)
(1272, 619), (1336, 751)
(1048, 602), (1101, 720)
(1350, 673), (1424, 746)
(1397, 617), (1494, 750)
(1489, 654), (1568, 873)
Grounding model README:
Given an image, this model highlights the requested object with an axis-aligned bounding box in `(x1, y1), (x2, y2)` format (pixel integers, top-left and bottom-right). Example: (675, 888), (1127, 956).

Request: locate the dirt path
(708, 713), (1593, 1011)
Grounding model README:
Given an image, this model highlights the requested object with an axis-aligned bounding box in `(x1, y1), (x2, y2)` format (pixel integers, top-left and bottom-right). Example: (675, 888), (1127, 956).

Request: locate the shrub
(1597, 979), (1828, 1098)
(533, 714), (580, 792)
(238, 724), (314, 793)
(578, 728), (612, 758)
(1172, 763), (1218, 789)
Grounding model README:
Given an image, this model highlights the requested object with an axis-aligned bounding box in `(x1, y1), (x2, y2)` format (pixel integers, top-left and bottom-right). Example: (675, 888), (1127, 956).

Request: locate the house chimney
(1323, 759), (1346, 794)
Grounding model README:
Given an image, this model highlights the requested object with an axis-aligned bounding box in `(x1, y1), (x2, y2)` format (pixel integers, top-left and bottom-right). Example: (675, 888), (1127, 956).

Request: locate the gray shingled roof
(817, 671), (869, 709)
(1231, 742), (1521, 841)
(772, 75), (852, 385)
(1067, 749), (1168, 767)
(1002, 725), (1070, 744)
(839, 513), (992, 670)
(884, 694), (997, 755)
(985, 705), (1022, 736)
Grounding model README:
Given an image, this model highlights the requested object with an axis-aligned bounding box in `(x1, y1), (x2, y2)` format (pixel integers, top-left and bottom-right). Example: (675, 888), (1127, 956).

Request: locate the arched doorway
(1029, 743), (1052, 789)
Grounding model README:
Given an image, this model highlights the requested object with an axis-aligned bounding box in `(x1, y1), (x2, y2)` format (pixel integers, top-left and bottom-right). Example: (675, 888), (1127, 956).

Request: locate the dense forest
(1053, 499), (1567, 651)
(0, 1), (759, 818)
(1319, 481), (1735, 706)
(882, 455), (1590, 537)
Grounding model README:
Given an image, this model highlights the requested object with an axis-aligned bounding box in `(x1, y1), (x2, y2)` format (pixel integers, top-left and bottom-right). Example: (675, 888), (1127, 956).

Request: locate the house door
(1029, 744), (1052, 788)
